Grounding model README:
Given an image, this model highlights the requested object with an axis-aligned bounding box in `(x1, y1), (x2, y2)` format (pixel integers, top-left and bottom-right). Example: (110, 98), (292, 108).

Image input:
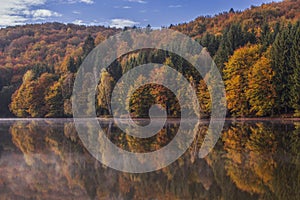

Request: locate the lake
(0, 119), (299, 199)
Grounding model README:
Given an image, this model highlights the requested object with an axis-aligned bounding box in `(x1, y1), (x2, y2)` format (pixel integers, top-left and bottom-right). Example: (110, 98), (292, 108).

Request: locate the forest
(0, 0), (300, 118)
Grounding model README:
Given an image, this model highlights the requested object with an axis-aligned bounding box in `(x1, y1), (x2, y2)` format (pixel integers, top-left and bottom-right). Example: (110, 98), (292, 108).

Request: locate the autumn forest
(0, 0), (300, 118)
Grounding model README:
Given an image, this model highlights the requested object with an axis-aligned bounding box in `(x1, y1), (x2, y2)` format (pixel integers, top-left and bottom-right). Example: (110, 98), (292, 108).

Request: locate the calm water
(0, 119), (299, 199)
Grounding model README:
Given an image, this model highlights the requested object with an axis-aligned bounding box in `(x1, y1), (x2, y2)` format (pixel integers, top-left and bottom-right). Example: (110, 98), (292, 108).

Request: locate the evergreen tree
(290, 23), (300, 116)
(270, 24), (293, 114)
(260, 23), (272, 48)
(83, 35), (95, 58)
(200, 33), (220, 57)
(214, 39), (230, 71)
(214, 23), (257, 71)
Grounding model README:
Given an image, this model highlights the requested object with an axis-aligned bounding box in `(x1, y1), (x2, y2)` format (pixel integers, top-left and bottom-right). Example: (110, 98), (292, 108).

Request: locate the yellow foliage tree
(223, 44), (261, 117)
(247, 55), (276, 116)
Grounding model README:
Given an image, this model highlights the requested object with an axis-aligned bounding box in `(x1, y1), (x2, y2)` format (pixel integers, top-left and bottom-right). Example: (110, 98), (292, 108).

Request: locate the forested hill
(0, 23), (119, 117)
(0, 0), (300, 118)
(172, 0), (300, 38)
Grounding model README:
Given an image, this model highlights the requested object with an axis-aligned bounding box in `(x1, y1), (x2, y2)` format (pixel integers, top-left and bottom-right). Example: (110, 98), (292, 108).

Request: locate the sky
(0, 0), (282, 28)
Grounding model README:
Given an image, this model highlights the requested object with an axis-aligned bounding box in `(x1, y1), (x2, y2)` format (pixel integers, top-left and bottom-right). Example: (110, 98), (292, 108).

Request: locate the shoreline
(0, 117), (300, 121)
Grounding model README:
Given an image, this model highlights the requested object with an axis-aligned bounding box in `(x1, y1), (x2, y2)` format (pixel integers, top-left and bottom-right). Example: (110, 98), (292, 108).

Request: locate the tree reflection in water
(0, 119), (299, 199)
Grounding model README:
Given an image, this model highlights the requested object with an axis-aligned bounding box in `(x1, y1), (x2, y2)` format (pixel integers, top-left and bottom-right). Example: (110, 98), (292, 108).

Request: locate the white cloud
(0, 0), (63, 27)
(0, 14), (27, 27)
(168, 5), (182, 8)
(110, 18), (139, 28)
(65, 0), (94, 4)
(29, 9), (61, 19)
(114, 5), (132, 9)
(73, 19), (84, 25)
(72, 19), (108, 26)
(79, 0), (93, 4)
(72, 10), (81, 14)
(127, 0), (147, 4)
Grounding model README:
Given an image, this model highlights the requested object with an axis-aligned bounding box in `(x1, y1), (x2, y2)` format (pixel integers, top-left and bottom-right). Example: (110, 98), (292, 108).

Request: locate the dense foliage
(1, 0), (300, 118)
(0, 23), (117, 117)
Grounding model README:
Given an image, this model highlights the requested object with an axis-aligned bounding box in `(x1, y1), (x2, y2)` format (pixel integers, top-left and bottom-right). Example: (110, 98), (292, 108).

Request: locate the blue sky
(0, 0), (281, 28)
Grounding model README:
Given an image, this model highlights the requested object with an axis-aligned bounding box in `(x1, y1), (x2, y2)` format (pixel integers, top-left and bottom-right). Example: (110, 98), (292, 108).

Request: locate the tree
(61, 56), (76, 73)
(214, 23), (255, 71)
(214, 40), (230, 71)
(27, 73), (56, 117)
(259, 23), (272, 49)
(129, 84), (155, 118)
(45, 81), (64, 117)
(60, 72), (75, 100)
(290, 23), (300, 116)
(223, 45), (261, 117)
(199, 33), (220, 57)
(197, 79), (211, 118)
(126, 75), (149, 118)
(95, 32), (105, 46)
(270, 24), (293, 114)
(246, 55), (276, 116)
(10, 71), (56, 117)
(83, 35), (95, 58)
(10, 70), (35, 117)
(96, 70), (115, 116)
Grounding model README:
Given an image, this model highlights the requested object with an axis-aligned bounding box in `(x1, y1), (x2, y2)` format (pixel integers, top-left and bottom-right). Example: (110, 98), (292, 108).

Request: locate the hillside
(0, 23), (118, 116)
(0, 23), (118, 85)
(172, 0), (300, 38)
(0, 0), (300, 118)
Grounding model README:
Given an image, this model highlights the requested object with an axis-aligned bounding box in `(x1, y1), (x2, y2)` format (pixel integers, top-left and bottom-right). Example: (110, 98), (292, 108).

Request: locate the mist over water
(0, 119), (299, 199)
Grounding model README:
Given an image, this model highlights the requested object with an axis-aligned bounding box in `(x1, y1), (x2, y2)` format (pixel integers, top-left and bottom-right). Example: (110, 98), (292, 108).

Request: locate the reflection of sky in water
(0, 119), (299, 199)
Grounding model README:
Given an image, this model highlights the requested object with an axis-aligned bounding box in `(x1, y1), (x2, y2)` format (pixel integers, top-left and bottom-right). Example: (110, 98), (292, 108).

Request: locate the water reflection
(0, 120), (299, 199)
